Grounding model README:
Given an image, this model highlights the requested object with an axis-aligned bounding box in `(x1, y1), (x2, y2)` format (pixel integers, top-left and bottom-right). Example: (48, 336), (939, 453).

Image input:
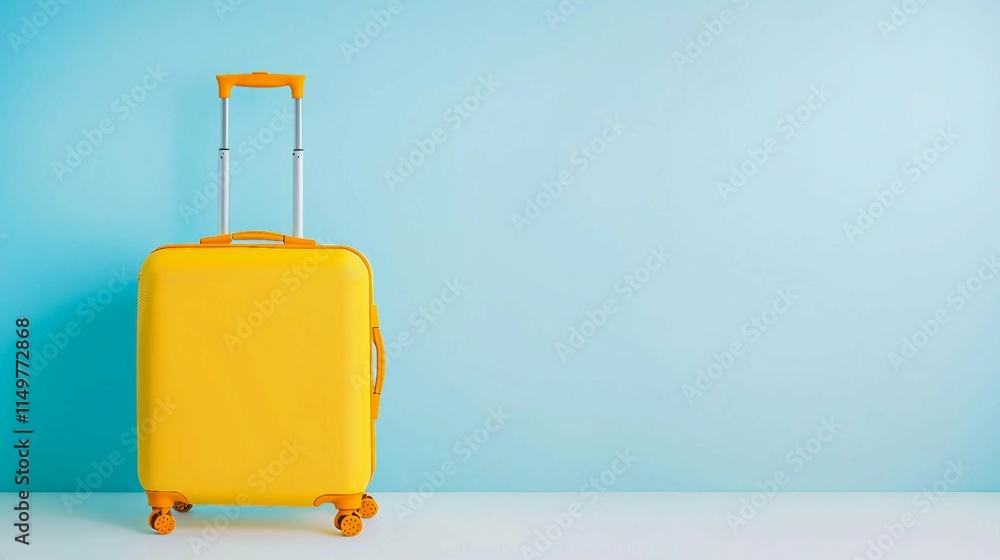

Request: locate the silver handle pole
(292, 98), (303, 237)
(219, 98), (230, 235)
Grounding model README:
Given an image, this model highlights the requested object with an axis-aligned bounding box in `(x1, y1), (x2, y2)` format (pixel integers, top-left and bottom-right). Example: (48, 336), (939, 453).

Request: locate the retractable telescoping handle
(216, 72), (306, 237)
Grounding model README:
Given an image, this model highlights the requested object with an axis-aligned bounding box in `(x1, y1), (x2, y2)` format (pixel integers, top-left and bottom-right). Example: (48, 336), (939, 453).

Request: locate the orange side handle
(371, 305), (385, 420)
(216, 72), (305, 99)
(199, 230), (316, 245)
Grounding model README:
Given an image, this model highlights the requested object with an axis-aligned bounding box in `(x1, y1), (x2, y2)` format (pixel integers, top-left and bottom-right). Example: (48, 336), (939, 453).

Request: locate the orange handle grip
(199, 230), (316, 245)
(216, 72), (305, 99)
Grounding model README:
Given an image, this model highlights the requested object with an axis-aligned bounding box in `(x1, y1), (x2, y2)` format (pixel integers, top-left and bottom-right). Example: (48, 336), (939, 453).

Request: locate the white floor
(1, 492), (998, 559)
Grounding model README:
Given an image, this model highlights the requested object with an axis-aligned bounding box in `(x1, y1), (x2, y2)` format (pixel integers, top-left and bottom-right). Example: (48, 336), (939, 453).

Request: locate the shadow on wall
(173, 83), (219, 239)
(31, 266), (142, 494)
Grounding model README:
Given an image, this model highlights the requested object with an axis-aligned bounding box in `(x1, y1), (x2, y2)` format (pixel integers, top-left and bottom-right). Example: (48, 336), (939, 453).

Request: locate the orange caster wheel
(173, 501), (193, 513)
(148, 509), (176, 535)
(358, 494), (378, 519)
(334, 510), (363, 536)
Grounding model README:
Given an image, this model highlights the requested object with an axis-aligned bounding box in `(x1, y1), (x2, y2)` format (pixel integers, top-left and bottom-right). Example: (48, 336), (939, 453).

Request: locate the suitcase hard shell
(136, 73), (385, 537)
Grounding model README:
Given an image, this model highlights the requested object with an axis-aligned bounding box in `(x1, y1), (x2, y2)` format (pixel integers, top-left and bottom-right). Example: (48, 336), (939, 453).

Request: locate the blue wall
(1, 0), (999, 493)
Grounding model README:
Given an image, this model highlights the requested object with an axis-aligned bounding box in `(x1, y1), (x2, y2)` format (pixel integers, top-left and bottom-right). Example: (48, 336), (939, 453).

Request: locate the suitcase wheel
(334, 510), (364, 537)
(359, 494), (379, 519)
(173, 501), (193, 513)
(148, 508), (176, 535)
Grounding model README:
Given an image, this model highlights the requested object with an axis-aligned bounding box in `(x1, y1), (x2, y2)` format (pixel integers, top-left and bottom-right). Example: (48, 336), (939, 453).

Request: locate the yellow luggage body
(136, 74), (384, 537)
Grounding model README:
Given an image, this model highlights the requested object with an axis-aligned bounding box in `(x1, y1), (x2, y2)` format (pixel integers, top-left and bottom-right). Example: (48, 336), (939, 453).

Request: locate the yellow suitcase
(136, 73), (385, 538)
